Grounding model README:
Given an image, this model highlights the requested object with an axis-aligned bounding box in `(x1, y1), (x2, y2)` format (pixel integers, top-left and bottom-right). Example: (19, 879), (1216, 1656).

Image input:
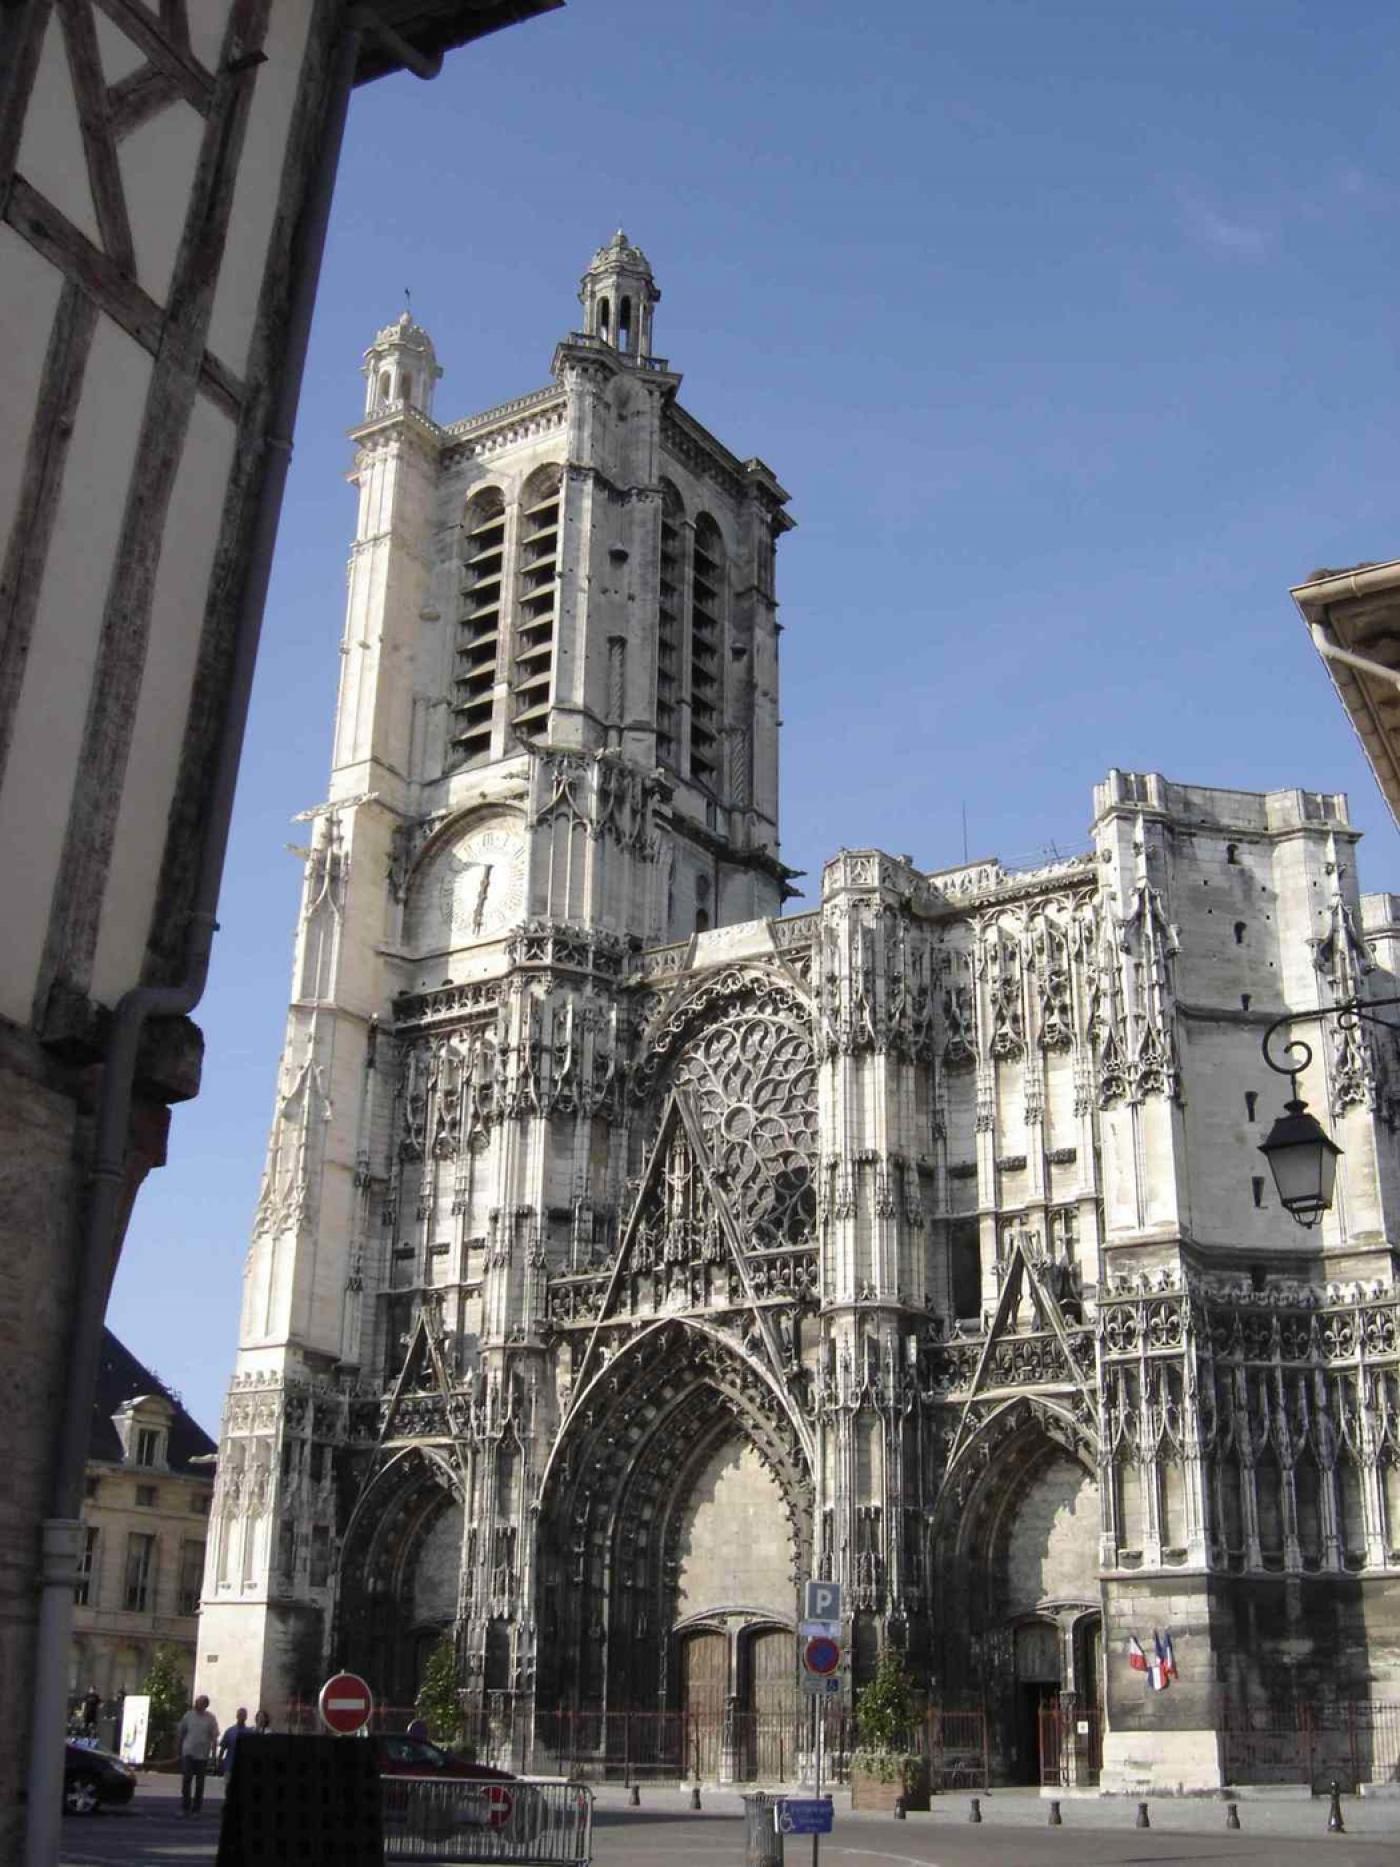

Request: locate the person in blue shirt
(218, 1708), (250, 1776)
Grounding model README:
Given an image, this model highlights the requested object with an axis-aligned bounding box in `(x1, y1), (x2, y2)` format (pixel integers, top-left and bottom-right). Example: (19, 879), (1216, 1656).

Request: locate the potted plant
(850, 1645), (929, 1812)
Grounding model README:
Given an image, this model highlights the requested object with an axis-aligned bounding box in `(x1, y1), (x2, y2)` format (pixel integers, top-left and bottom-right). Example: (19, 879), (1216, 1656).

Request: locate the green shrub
(414, 1635), (462, 1745)
(855, 1644), (915, 1755)
(141, 1644), (187, 1758)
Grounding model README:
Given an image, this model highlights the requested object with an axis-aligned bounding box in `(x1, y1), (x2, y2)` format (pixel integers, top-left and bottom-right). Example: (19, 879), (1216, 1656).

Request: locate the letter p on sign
(804, 1580), (842, 1623)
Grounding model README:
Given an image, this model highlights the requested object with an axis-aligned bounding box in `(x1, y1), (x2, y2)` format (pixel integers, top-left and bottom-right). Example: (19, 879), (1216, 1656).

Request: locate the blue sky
(109, 0), (1400, 1430)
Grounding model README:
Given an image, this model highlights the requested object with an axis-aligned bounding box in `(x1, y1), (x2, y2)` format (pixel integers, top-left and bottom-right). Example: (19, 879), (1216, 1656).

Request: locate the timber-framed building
(200, 238), (1400, 1793)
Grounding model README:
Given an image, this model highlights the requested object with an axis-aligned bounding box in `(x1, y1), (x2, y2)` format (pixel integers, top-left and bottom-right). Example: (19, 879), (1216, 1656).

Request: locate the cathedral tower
(197, 241), (797, 1719)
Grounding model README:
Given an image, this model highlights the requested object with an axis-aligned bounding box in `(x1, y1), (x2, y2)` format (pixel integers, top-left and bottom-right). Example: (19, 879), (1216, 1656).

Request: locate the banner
(119, 1695), (150, 1766)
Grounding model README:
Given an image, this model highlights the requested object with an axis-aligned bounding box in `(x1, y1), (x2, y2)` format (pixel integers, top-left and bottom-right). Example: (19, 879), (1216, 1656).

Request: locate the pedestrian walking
(175, 1695), (220, 1815)
(218, 1707), (250, 1776)
(253, 1708), (272, 1734)
(80, 1686), (101, 1739)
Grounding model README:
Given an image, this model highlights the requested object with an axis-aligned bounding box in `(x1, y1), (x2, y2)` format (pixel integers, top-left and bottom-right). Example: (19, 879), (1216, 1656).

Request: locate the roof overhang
(1293, 559), (1400, 832)
(351, 0), (563, 87)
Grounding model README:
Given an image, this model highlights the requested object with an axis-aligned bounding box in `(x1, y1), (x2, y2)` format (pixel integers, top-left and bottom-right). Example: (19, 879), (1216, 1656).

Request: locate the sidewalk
(592, 1779), (1400, 1841)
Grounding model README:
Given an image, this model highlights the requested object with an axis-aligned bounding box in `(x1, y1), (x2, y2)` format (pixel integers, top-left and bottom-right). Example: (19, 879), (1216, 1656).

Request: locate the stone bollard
(690, 1784), (702, 1811)
(968, 1796), (982, 1823)
(1136, 1801), (1150, 1829)
(1327, 1780), (1345, 1834)
(628, 1783), (640, 1807)
(1225, 1801), (1240, 1829)
(1048, 1799), (1062, 1826)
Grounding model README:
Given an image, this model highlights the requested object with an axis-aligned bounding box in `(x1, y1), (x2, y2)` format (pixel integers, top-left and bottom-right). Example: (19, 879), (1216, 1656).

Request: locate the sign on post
(779, 1798), (834, 1836)
(803, 1580), (842, 1624)
(318, 1671), (375, 1735)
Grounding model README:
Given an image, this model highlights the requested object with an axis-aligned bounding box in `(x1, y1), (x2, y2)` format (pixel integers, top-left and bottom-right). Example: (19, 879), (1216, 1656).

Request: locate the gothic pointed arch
(337, 1443), (465, 1706)
(929, 1397), (1102, 1754)
(534, 1318), (813, 1715)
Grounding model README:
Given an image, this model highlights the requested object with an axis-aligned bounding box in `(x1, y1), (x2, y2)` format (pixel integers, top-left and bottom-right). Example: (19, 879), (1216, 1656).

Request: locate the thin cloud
(1178, 196), (1272, 260)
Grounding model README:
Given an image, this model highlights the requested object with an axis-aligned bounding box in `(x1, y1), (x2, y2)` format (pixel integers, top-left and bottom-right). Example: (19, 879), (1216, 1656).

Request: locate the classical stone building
(70, 1333), (216, 1732)
(201, 238), (1400, 1793)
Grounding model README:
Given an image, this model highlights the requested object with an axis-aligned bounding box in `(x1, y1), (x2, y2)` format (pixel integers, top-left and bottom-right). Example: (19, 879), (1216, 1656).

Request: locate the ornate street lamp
(1258, 999), (1400, 1226)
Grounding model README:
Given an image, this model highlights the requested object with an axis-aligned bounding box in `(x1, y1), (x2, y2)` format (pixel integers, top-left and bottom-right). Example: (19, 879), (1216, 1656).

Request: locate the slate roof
(89, 1330), (217, 1477)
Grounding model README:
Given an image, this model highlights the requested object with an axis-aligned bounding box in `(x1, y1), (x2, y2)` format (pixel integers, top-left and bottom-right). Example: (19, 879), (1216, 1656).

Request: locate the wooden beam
(91, 0), (214, 111)
(144, 0), (344, 986)
(58, 0), (135, 274)
(4, 175), (243, 419)
(0, 282), (99, 787)
(0, 0), (55, 206)
(107, 63), (183, 141)
(34, 0), (269, 1019)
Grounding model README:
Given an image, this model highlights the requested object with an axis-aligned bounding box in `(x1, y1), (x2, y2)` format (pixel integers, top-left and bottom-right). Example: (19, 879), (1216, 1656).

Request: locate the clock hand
(471, 864), (493, 934)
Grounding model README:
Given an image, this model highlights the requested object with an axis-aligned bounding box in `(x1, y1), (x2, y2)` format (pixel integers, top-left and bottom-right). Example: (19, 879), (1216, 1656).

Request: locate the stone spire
(361, 308), (442, 420)
(577, 229), (660, 359)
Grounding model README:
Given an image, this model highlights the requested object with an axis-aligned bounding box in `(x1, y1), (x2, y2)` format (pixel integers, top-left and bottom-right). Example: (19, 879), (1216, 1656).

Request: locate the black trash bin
(742, 1791), (784, 1867)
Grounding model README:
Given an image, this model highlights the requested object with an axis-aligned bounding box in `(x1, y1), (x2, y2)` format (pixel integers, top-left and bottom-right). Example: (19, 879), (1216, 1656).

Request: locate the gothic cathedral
(199, 236), (1400, 1793)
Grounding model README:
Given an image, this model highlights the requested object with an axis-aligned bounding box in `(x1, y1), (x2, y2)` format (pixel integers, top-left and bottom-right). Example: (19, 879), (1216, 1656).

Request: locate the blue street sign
(779, 1798), (834, 1835)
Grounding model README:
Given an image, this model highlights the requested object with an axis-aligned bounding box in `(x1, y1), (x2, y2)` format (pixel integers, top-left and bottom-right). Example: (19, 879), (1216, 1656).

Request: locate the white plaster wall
(204, 1), (316, 378)
(92, 396), (239, 1003)
(119, 101), (207, 307)
(0, 227), (62, 585)
(0, 320), (150, 1022)
(17, 14), (101, 248)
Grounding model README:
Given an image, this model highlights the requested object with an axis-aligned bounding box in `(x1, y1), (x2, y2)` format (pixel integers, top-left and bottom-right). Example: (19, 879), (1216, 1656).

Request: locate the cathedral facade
(198, 237), (1400, 1792)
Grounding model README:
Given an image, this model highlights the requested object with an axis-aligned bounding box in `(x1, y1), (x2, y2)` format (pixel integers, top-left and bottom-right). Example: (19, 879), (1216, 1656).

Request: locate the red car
(373, 1738), (542, 1845)
(369, 1733), (514, 1781)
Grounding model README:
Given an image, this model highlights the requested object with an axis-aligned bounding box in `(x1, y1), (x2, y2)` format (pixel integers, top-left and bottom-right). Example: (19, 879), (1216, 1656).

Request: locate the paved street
(58, 1777), (1400, 1866)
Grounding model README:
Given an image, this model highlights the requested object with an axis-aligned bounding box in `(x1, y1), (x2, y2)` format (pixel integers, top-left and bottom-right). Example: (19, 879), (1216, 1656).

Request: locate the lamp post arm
(1261, 996), (1400, 1093)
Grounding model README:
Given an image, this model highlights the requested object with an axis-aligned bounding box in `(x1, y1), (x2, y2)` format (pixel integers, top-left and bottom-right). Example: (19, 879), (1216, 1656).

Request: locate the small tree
(142, 1644), (187, 1759)
(853, 1643), (917, 1785)
(414, 1634), (462, 1745)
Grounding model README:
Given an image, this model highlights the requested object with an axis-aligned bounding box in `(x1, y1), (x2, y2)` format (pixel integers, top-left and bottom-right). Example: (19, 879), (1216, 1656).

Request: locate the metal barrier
(925, 1708), (990, 1791)
(290, 1695), (985, 1788)
(1221, 1701), (1400, 1789)
(1038, 1701), (1102, 1788)
(381, 1778), (592, 1865)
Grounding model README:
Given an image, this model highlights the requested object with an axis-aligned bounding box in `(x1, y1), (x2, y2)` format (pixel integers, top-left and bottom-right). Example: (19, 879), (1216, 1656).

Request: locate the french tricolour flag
(1127, 1634), (1148, 1674)
(1149, 1629), (1177, 1692)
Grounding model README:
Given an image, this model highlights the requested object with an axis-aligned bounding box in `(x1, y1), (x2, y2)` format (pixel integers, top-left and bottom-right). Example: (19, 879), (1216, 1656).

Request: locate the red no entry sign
(318, 1671), (374, 1734)
(803, 1635), (841, 1677)
(484, 1785), (514, 1830)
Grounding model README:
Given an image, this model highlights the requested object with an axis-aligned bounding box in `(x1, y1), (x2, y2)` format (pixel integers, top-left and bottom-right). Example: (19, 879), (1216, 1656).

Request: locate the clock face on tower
(406, 819), (527, 952)
(439, 824), (527, 941)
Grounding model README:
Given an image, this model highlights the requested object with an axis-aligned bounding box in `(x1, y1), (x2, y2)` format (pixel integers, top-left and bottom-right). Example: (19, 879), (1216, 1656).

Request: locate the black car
(63, 1741), (137, 1815)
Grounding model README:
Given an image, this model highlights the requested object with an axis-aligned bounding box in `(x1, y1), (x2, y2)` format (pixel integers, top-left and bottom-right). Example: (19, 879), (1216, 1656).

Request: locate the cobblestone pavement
(58, 1776), (1400, 1866)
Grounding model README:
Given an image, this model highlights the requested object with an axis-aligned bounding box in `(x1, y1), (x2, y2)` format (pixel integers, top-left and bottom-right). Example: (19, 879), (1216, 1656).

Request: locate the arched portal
(534, 1320), (811, 1747)
(932, 1401), (1102, 1785)
(337, 1447), (464, 1707)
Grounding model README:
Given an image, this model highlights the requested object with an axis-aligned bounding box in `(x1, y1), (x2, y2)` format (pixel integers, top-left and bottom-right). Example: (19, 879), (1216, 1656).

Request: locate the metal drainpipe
(17, 7), (446, 1857)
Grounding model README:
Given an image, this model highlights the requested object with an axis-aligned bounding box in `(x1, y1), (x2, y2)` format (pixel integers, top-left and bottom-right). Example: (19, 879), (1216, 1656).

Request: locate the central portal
(674, 1435), (798, 1778)
(534, 1320), (812, 1776)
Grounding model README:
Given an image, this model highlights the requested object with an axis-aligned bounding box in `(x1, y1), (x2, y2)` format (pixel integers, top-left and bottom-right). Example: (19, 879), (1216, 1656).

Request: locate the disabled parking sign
(779, 1798), (834, 1835)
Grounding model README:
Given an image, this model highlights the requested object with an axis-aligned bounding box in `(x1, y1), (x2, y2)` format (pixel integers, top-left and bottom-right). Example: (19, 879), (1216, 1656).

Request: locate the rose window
(671, 1010), (818, 1248)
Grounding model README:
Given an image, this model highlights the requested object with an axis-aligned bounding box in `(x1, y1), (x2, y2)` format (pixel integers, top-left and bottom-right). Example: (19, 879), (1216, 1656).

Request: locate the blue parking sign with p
(803, 1579), (842, 1622)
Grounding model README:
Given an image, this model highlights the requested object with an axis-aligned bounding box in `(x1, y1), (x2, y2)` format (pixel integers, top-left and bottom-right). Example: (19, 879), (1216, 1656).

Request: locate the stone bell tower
(197, 239), (796, 1722)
